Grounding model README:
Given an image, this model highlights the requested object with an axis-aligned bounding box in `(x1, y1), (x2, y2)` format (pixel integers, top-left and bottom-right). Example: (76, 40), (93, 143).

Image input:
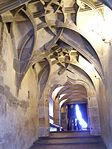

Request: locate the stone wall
(101, 44), (112, 149)
(0, 23), (39, 149)
(0, 2), (112, 149)
(77, 8), (112, 149)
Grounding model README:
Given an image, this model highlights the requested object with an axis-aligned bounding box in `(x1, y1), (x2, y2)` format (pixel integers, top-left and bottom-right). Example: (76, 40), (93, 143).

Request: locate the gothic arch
(9, 0), (104, 95)
(12, 7), (36, 92)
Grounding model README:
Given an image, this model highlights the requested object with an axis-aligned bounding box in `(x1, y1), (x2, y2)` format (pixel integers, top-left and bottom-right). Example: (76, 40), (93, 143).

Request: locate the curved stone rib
(38, 59), (50, 99)
(58, 83), (87, 102)
(69, 64), (95, 87)
(34, 20), (78, 54)
(12, 8), (36, 93)
(99, 0), (112, 10)
(19, 36), (34, 73)
(58, 84), (87, 96)
(0, 0), (31, 14)
(60, 93), (87, 102)
(44, 28), (63, 51)
(59, 90), (87, 99)
(32, 21), (103, 80)
(81, 0), (97, 10)
(13, 8), (36, 63)
(57, 66), (95, 98)
(63, 97), (87, 105)
(37, 22), (48, 30)
(17, 29), (34, 60)
(22, 8), (37, 31)
(29, 20), (103, 88)
(44, 0), (65, 37)
(60, 28), (104, 79)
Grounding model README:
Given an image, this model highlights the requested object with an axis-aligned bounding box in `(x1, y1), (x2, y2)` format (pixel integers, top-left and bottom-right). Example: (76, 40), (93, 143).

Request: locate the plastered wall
(0, 23), (39, 149)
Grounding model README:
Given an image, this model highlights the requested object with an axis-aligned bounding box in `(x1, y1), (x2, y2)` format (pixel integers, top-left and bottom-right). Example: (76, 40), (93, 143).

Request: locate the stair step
(35, 136), (102, 145)
(49, 131), (92, 138)
(30, 143), (107, 149)
(29, 132), (107, 149)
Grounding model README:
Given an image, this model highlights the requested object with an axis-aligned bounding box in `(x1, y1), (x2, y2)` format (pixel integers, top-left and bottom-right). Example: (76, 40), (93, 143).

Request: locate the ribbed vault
(0, 0), (112, 148)
(51, 82), (88, 107)
(0, 0), (109, 93)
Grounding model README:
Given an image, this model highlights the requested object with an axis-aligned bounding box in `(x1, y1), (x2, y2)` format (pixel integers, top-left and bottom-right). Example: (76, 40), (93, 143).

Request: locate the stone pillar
(61, 106), (68, 130)
(38, 94), (49, 137)
(54, 97), (60, 125)
(88, 96), (101, 135)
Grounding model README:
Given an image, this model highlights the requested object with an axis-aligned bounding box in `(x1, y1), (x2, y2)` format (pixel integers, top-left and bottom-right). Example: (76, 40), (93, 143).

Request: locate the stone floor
(29, 131), (107, 149)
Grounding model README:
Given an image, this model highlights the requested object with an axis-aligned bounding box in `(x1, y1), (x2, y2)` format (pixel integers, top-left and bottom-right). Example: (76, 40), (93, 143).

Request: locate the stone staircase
(29, 131), (107, 149)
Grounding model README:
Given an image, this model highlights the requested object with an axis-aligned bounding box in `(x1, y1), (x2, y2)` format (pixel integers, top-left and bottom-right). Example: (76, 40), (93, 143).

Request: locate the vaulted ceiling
(0, 0), (112, 100)
(0, 0), (112, 15)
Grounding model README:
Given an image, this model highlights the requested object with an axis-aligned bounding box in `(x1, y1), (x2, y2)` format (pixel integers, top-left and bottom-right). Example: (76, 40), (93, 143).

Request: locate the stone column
(88, 96), (101, 135)
(38, 91), (49, 137)
(61, 106), (68, 130)
(54, 97), (60, 125)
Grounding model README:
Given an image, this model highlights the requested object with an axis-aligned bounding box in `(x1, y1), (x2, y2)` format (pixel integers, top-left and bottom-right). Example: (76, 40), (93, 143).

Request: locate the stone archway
(8, 0), (104, 138)
(67, 78), (101, 135)
(37, 67), (101, 137)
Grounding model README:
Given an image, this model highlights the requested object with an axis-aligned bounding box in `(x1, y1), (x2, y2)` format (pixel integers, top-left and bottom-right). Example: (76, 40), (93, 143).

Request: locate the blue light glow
(75, 104), (87, 129)
(49, 97), (53, 117)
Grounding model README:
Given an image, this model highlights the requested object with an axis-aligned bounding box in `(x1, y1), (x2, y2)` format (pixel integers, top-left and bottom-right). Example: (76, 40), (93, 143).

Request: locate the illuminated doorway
(67, 103), (88, 131)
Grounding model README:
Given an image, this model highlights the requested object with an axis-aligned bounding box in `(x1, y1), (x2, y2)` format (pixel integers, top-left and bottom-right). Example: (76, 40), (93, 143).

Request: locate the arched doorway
(61, 102), (88, 132)
(48, 80), (101, 135)
(57, 83), (89, 132)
